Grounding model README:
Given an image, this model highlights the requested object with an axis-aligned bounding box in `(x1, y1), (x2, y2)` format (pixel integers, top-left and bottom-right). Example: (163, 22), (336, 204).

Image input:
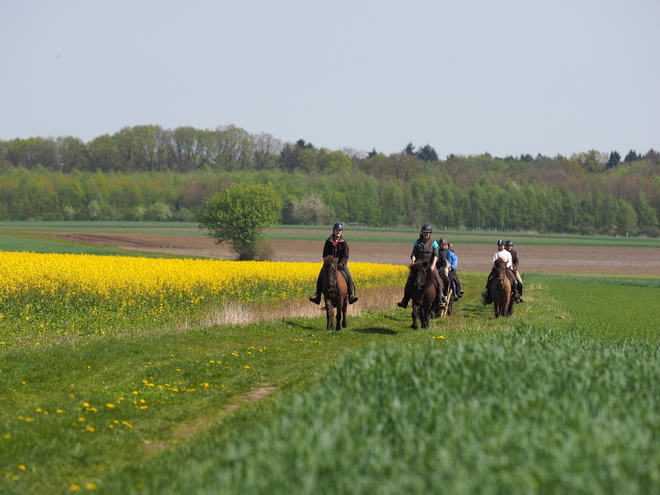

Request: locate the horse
(408, 261), (437, 329)
(321, 255), (348, 330)
(490, 258), (514, 317)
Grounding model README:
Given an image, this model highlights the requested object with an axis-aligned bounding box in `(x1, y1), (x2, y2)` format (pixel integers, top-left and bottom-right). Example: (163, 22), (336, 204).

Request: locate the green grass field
(1, 224), (660, 494)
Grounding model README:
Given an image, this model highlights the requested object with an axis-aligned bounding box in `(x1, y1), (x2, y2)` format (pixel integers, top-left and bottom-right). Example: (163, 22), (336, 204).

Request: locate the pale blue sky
(1, 0), (658, 158)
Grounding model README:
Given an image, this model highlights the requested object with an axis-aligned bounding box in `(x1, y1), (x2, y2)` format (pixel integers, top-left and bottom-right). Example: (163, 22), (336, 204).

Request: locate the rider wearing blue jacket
(397, 225), (447, 310)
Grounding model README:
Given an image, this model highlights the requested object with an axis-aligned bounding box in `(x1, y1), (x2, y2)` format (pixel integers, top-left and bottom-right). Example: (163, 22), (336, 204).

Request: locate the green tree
(606, 151), (621, 169)
(616, 199), (638, 237)
(416, 144), (439, 162)
(402, 143), (416, 156)
(635, 192), (659, 231)
(199, 183), (280, 260)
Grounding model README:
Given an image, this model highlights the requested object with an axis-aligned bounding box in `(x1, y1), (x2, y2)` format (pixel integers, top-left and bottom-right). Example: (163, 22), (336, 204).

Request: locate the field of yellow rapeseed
(0, 252), (407, 342)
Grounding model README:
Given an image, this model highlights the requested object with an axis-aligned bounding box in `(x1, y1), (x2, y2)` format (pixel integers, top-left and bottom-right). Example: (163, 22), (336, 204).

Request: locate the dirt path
(34, 231), (660, 276)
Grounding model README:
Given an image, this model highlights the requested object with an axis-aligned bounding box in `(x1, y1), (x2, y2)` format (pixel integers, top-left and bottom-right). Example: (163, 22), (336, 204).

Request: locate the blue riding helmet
(333, 222), (344, 231)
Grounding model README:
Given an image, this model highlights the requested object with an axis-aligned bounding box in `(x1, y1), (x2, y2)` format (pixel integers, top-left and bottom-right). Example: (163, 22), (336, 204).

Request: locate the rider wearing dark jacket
(397, 225), (447, 310)
(309, 223), (358, 305)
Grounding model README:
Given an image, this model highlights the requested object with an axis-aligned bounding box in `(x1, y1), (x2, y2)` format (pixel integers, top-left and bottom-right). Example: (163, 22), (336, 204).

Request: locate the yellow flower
(18, 465), (26, 470)
(86, 427), (95, 432)
(70, 484), (81, 491)
(105, 403), (116, 408)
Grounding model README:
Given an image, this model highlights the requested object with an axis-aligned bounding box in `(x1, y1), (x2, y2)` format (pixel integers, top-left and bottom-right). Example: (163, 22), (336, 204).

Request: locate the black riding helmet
(421, 224), (432, 233)
(333, 222), (344, 231)
(505, 240), (513, 246)
(497, 239), (506, 246)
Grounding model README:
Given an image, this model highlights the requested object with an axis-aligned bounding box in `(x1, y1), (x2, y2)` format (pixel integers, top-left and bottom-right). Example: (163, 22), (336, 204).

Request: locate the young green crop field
(1, 227), (659, 494)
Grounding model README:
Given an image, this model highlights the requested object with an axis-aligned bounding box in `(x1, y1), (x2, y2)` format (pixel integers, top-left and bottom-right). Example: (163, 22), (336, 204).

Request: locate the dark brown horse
(321, 255), (348, 330)
(409, 261), (437, 329)
(491, 258), (514, 317)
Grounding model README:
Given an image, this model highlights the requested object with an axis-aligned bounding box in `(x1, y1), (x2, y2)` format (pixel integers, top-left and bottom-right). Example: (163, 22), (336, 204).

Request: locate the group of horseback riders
(395, 224), (464, 311)
(308, 223), (524, 308)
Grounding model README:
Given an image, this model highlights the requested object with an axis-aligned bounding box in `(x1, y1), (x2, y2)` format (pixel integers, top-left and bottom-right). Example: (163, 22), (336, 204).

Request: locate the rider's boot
(397, 297), (409, 309)
(349, 293), (358, 304)
(309, 293), (321, 305)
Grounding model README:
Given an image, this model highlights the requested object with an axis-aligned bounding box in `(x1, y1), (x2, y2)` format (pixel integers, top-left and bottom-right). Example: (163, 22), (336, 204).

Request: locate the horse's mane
(323, 255), (336, 266)
(494, 258), (506, 270)
(409, 260), (429, 272)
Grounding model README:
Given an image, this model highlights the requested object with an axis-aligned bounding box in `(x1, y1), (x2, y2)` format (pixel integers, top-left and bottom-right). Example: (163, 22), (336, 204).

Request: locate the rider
(397, 224), (446, 310)
(435, 238), (455, 301)
(439, 239), (465, 300)
(481, 239), (523, 304)
(505, 240), (524, 300)
(309, 222), (358, 305)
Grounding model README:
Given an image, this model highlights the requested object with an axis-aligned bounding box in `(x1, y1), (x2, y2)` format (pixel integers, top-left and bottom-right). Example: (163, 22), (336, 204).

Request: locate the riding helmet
(497, 239), (506, 246)
(333, 222), (344, 230)
(505, 240), (513, 246)
(421, 224), (433, 233)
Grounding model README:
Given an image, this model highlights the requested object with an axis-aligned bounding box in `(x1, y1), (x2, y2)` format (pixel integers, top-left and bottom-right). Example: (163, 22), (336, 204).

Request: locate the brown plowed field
(35, 229), (660, 276)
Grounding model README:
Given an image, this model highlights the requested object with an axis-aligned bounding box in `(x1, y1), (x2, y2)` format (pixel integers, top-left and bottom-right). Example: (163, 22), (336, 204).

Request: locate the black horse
(321, 255), (348, 330)
(408, 261), (437, 329)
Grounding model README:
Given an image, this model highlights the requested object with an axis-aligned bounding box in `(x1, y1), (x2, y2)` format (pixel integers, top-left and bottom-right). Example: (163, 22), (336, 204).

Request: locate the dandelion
(85, 483), (98, 490)
(70, 484), (81, 491)
(18, 465), (26, 470)
(105, 404), (116, 408)
(86, 427), (95, 432)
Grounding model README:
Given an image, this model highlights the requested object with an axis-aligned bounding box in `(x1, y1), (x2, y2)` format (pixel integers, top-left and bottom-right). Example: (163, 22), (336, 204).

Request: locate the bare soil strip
(34, 231), (660, 276)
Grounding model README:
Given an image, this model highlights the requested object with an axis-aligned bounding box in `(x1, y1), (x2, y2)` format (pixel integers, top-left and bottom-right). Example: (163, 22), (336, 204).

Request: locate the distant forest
(1, 124), (659, 236)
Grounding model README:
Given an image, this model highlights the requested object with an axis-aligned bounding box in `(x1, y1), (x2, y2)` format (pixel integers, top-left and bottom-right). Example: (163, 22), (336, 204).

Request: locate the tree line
(1, 125), (659, 236)
(1, 167), (658, 237)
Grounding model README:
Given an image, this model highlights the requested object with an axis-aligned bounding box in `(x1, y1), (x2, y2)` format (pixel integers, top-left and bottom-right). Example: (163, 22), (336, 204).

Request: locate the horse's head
(493, 258), (507, 286)
(410, 260), (430, 290)
(323, 255), (338, 290)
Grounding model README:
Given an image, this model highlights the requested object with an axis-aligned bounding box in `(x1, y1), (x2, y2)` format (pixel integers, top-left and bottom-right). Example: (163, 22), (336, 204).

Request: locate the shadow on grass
(281, 319), (318, 331)
(354, 326), (400, 335)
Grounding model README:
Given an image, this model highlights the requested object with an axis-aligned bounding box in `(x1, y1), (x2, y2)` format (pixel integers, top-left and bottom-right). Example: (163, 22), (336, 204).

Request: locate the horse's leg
(411, 307), (419, 329)
(422, 306), (430, 329)
(341, 297), (348, 328)
(325, 298), (334, 330)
